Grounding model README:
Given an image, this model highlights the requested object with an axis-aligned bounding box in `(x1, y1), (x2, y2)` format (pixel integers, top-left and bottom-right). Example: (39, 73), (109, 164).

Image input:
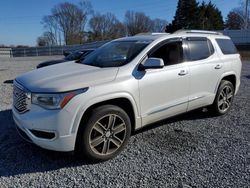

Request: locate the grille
(13, 82), (30, 113)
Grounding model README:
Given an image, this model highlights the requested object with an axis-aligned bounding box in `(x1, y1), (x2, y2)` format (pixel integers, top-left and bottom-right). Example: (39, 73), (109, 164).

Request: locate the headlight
(32, 88), (88, 109)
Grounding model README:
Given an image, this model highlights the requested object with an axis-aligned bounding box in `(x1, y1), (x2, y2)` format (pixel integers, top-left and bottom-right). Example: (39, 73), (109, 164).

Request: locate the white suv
(12, 30), (242, 161)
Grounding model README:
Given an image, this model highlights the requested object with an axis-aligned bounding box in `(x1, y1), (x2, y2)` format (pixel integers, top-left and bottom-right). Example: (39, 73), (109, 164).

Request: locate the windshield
(79, 50), (94, 60)
(65, 51), (83, 61)
(80, 40), (151, 67)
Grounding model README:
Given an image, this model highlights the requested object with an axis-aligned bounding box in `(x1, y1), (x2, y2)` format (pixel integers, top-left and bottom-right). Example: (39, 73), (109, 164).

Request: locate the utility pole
(245, 0), (249, 29)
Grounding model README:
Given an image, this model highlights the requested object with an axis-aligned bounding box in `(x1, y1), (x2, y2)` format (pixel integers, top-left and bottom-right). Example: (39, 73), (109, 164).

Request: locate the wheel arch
(72, 93), (140, 149)
(221, 75), (236, 89)
(80, 97), (137, 129)
(215, 72), (237, 94)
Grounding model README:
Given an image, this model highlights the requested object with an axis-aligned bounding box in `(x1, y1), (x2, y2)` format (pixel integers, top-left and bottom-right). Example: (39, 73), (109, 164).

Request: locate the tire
(210, 80), (235, 116)
(76, 105), (131, 162)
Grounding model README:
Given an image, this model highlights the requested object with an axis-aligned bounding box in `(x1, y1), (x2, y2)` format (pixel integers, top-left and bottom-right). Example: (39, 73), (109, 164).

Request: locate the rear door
(185, 37), (224, 111)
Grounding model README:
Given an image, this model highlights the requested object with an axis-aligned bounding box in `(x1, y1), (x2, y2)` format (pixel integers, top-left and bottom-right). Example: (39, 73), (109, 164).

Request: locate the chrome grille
(13, 82), (30, 113)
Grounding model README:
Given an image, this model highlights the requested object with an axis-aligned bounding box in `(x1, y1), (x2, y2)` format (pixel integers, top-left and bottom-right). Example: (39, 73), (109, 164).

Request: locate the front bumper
(12, 107), (77, 152)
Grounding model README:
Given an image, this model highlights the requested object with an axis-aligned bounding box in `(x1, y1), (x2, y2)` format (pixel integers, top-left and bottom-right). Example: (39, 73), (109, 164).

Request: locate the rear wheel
(211, 80), (235, 115)
(76, 105), (131, 162)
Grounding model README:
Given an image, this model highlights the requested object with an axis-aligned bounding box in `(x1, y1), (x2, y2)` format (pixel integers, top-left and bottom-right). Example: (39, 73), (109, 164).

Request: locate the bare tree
(124, 11), (153, 36)
(42, 15), (61, 45)
(152, 18), (168, 32)
(37, 36), (47, 47)
(238, 0), (250, 28)
(53, 2), (91, 44)
(226, 1), (250, 29)
(40, 1), (92, 45)
(89, 12), (125, 41)
(225, 10), (244, 29)
(37, 32), (57, 46)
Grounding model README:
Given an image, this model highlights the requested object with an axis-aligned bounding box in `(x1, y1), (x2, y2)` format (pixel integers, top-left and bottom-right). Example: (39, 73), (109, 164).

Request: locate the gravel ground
(0, 56), (249, 188)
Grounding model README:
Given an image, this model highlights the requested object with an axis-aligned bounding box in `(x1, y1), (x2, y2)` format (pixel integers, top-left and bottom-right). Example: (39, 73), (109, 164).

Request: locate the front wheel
(211, 80), (235, 116)
(76, 105), (131, 162)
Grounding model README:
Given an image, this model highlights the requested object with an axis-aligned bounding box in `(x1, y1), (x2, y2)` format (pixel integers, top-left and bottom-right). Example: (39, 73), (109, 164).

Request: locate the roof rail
(135, 32), (169, 36)
(174, 29), (223, 35)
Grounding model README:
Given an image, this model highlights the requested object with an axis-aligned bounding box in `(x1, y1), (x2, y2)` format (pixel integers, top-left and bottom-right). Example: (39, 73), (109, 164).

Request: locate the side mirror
(139, 58), (164, 71)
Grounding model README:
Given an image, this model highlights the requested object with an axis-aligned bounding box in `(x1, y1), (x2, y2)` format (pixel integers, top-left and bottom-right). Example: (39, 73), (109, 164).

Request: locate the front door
(138, 40), (189, 126)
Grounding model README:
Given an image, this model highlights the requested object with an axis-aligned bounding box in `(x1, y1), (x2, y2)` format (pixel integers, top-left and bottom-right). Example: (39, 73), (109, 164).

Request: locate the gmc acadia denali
(12, 30), (242, 161)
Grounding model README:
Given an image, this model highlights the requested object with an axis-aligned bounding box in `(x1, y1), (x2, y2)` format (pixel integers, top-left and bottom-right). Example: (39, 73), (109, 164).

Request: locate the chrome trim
(147, 101), (188, 116)
(188, 95), (206, 102)
(27, 129), (57, 141)
(147, 96), (205, 116)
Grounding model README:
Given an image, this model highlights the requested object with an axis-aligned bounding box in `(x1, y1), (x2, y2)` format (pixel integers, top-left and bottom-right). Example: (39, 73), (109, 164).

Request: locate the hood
(16, 62), (118, 93)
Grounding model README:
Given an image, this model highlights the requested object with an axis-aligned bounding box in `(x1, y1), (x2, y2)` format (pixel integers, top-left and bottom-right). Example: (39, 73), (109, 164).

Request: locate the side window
(187, 38), (214, 61)
(215, 39), (238, 55)
(149, 41), (183, 66)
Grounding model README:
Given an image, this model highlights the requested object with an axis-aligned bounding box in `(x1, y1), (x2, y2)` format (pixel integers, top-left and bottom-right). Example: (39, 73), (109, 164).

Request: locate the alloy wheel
(89, 114), (127, 156)
(217, 85), (233, 112)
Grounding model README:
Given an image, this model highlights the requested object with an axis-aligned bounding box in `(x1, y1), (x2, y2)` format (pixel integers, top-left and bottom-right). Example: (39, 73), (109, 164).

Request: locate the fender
(70, 92), (141, 134)
(214, 71), (237, 94)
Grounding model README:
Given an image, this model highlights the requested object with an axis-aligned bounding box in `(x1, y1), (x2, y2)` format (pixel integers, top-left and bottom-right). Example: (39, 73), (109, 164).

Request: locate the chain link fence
(1, 30), (250, 58)
(9, 41), (108, 57)
(0, 48), (12, 57)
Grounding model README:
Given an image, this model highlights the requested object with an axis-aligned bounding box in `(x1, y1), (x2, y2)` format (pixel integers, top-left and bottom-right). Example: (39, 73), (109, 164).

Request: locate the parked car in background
(63, 49), (73, 57)
(63, 41), (110, 57)
(13, 30), (241, 162)
(36, 48), (95, 69)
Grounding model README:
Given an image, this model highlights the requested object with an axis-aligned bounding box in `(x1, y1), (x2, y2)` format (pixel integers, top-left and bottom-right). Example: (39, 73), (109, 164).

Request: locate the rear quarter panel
(214, 37), (242, 94)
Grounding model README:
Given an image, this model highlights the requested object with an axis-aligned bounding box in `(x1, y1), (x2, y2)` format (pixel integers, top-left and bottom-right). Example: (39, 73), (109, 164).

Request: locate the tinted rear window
(187, 38), (214, 61)
(216, 39), (238, 55)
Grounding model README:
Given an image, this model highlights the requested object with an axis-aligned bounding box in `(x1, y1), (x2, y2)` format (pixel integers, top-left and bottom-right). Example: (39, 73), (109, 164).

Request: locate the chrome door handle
(215, 64), (222, 69)
(178, 69), (188, 76)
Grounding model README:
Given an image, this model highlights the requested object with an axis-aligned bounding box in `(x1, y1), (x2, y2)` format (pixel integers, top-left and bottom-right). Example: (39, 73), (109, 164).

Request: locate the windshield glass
(65, 51), (83, 61)
(80, 40), (151, 67)
(79, 50), (94, 60)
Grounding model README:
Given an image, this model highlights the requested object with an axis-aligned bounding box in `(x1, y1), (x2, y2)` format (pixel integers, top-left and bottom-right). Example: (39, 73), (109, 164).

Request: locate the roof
(115, 30), (228, 42)
(173, 29), (223, 35)
(116, 33), (169, 42)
